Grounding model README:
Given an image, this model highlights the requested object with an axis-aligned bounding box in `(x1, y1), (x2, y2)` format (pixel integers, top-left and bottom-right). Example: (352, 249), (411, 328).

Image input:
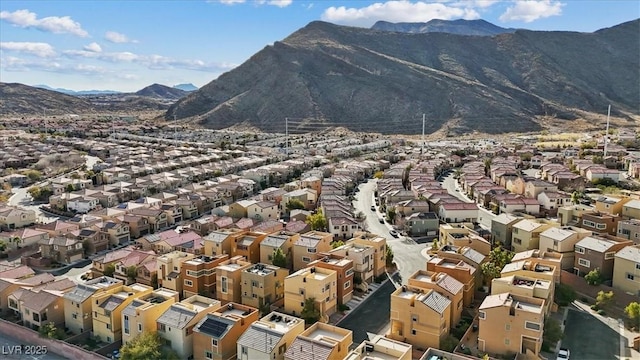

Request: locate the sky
(1, 0), (638, 92)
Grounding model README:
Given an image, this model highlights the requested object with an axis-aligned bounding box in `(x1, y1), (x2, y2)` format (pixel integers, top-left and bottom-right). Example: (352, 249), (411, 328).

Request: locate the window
(344, 281), (350, 289)
(513, 238), (522, 245)
(302, 256), (311, 263)
(307, 248), (317, 253)
(478, 311), (486, 320)
(505, 324), (510, 331)
(279, 344), (286, 354)
(221, 277), (228, 293)
(582, 220), (596, 228)
(578, 258), (591, 267)
(636, 263), (640, 271)
(575, 246), (585, 254)
(72, 313), (77, 319)
(346, 269), (354, 277)
(106, 323), (111, 330)
(124, 315), (130, 335)
(411, 329), (417, 335)
(212, 339), (218, 347)
(205, 351), (213, 359)
(627, 274), (635, 280)
(158, 323), (166, 332)
(138, 323), (142, 332)
(184, 279), (193, 287)
(241, 346), (248, 355)
(604, 252), (615, 260)
(525, 321), (541, 331)
(252, 280), (259, 287)
(94, 311), (97, 318)
(412, 315), (418, 322)
(504, 339), (510, 345)
(596, 223), (607, 230)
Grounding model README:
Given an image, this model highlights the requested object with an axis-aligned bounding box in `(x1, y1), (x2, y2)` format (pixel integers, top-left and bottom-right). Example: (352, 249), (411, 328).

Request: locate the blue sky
(1, 0), (638, 92)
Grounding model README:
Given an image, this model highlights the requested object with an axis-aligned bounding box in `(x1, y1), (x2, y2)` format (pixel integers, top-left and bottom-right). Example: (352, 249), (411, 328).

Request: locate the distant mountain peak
(135, 83), (188, 100)
(173, 83), (198, 92)
(371, 18), (516, 36)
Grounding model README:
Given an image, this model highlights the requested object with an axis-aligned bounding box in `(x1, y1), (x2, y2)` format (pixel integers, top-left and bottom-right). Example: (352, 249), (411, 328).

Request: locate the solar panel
(199, 318), (229, 337)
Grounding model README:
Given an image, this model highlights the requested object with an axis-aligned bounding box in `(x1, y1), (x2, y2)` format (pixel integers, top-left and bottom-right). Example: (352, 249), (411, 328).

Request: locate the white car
(557, 348), (570, 360)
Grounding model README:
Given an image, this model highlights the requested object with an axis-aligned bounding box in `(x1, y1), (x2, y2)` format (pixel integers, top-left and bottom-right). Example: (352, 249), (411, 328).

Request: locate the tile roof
(422, 290), (450, 314)
(284, 337), (333, 360)
(237, 325), (284, 354)
(435, 273), (464, 295)
(20, 289), (60, 311)
(576, 236), (624, 252)
(157, 305), (197, 329)
(100, 295), (125, 311)
(615, 246), (640, 262)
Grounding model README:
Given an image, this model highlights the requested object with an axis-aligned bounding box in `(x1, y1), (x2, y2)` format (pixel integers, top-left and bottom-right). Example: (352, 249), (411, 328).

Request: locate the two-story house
(121, 288), (179, 345)
(181, 254), (229, 299)
(63, 276), (123, 335)
(574, 235), (633, 279)
(292, 231), (333, 271)
(612, 245), (640, 296)
(241, 263), (289, 309)
(284, 266), (337, 323)
(538, 226), (592, 270)
(91, 283), (153, 343)
(236, 311), (305, 360)
(309, 255), (354, 306)
(511, 219), (559, 254)
(215, 256), (252, 304)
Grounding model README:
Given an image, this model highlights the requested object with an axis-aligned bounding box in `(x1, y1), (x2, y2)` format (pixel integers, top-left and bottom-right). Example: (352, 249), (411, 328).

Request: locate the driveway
(337, 280), (395, 346)
(353, 180), (427, 284)
(562, 308), (624, 360)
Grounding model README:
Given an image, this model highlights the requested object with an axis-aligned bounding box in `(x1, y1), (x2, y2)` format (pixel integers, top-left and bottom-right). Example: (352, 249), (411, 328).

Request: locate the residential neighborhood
(0, 124), (639, 360)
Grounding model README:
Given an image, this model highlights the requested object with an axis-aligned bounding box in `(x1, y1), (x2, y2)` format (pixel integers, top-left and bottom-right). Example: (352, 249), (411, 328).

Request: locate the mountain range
(166, 19), (640, 135)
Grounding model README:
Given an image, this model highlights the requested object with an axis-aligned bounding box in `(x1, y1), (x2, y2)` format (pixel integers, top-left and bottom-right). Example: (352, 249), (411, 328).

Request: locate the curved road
(353, 179), (428, 285)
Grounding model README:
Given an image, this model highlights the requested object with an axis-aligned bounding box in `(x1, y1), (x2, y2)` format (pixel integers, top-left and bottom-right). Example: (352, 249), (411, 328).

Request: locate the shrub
(597, 309), (606, 316)
(554, 283), (577, 306)
(581, 297), (589, 303)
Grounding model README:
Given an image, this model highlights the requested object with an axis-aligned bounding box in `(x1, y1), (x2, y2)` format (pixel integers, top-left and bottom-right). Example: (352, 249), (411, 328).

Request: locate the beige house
(350, 232), (387, 279)
(247, 201), (280, 221)
(157, 251), (196, 295)
(260, 231), (299, 267)
(407, 270), (464, 326)
(284, 266), (337, 322)
(284, 323), (352, 360)
(510, 250), (563, 283)
(121, 288), (179, 345)
(0, 206), (36, 230)
(612, 245), (640, 296)
(204, 229), (246, 257)
(501, 260), (556, 284)
(241, 263), (288, 309)
(427, 256), (476, 307)
(91, 283), (153, 343)
(329, 242), (376, 286)
(538, 226), (591, 270)
(156, 295), (222, 360)
(491, 275), (554, 315)
(557, 204), (594, 226)
(622, 199), (640, 220)
(292, 231), (333, 271)
(478, 293), (545, 357)
(10, 288), (65, 331)
(345, 336), (412, 360)
(389, 286), (451, 350)
(236, 311), (305, 360)
(595, 195), (630, 216)
(216, 255), (252, 303)
(63, 276), (123, 335)
(511, 219), (559, 253)
(193, 302), (259, 360)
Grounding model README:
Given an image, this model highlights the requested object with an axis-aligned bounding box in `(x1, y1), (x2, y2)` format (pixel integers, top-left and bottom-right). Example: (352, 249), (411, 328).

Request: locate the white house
(67, 196), (100, 214)
(437, 202), (478, 224)
(246, 201), (280, 221)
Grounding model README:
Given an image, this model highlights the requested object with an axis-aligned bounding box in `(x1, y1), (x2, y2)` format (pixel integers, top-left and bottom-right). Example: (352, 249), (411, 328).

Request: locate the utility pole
(421, 113), (425, 155)
(604, 104), (611, 158)
(285, 117), (289, 157)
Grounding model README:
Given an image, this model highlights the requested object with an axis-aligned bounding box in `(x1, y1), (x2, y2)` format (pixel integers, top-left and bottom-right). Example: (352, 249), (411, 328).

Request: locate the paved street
(0, 333), (67, 360)
(562, 308), (625, 360)
(441, 173), (495, 230)
(337, 280), (395, 346)
(353, 180), (427, 285)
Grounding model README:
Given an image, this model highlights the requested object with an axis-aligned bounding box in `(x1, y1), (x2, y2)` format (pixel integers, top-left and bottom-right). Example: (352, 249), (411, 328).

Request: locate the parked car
(557, 348), (570, 360)
(370, 205), (376, 211)
(379, 217), (385, 224)
(389, 230), (399, 237)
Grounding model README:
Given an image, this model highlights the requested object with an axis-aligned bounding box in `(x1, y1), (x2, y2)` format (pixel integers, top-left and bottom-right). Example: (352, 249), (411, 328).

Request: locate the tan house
(329, 242), (376, 286)
(618, 219), (640, 244)
(595, 195), (631, 216)
(63, 276), (123, 335)
(241, 263), (288, 309)
(91, 283), (153, 343)
(204, 229), (247, 257)
(345, 335), (412, 360)
(510, 250), (563, 283)
(193, 302), (259, 360)
(350, 232), (387, 279)
(491, 275), (554, 315)
(157, 251), (196, 295)
(612, 245), (640, 296)
(182, 254), (229, 299)
(407, 270), (464, 326)
(622, 199), (640, 220)
(478, 293), (545, 357)
(232, 231), (268, 264)
(0, 206), (36, 230)
(511, 219), (559, 253)
(10, 288), (65, 331)
(260, 231), (299, 268)
(284, 323), (352, 360)
(247, 201), (280, 221)
(39, 236), (84, 264)
(292, 231), (333, 271)
(284, 266), (337, 322)
(501, 260), (556, 284)
(236, 311), (305, 360)
(156, 295), (223, 360)
(574, 235), (632, 279)
(388, 286), (451, 350)
(427, 256), (476, 307)
(557, 204), (594, 226)
(309, 254), (354, 306)
(439, 224), (491, 256)
(538, 226), (591, 270)
(216, 256), (252, 303)
(121, 288), (179, 345)
(491, 213), (522, 250)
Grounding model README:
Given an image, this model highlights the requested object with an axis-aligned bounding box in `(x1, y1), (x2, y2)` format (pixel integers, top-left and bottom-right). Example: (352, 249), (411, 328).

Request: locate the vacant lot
(562, 308), (620, 360)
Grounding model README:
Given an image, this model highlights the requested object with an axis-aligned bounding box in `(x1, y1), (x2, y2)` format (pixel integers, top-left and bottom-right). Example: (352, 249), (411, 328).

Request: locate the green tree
(65, 184), (74, 193)
(272, 248), (288, 269)
(331, 240), (345, 249)
(151, 274), (158, 289)
(386, 208), (396, 223)
(585, 268), (603, 285)
(306, 209), (327, 231)
(120, 332), (163, 360)
(554, 283), (577, 306)
(440, 335), (459, 352)
(625, 302), (640, 329)
(481, 246), (514, 286)
(596, 290), (614, 309)
(104, 263), (116, 277)
(431, 239), (439, 252)
(480, 262), (501, 286)
(373, 171), (384, 179)
(286, 198), (305, 211)
(126, 266), (138, 282)
(385, 244), (394, 267)
(82, 239), (94, 256)
(39, 323), (62, 339)
(301, 298), (320, 325)
(24, 169), (42, 182)
(0, 240), (6, 252)
(543, 318), (563, 348)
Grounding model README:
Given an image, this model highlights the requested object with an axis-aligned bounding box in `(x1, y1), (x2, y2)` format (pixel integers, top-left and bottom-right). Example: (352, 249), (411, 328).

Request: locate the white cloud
(83, 42), (102, 53)
(499, 0), (563, 23)
(0, 56), (107, 75)
(218, 0), (246, 4)
(0, 41), (56, 57)
(0, 9), (88, 37)
(63, 49), (139, 62)
(104, 31), (137, 43)
(321, 1), (480, 27)
(259, 0), (293, 7)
